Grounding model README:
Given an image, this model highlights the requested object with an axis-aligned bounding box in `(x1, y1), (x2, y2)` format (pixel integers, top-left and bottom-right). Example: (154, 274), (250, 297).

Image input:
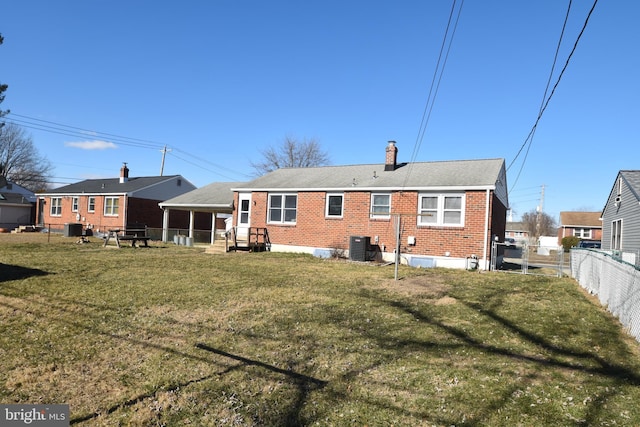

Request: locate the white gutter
(230, 185), (497, 192)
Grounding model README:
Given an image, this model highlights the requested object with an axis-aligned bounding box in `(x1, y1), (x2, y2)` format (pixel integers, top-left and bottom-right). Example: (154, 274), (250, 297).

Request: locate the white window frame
(573, 228), (592, 239)
(268, 193), (297, 224)
(370, 193), (391, 219)
(50, 197), (62, 216)
(72, 197), (79, 212)
(104, 196), (119, 216)
(611, 219), (622, 250)
(418, 193), (465, 227)
(326, 193), (344, 218)
(88, 197), (96, 213)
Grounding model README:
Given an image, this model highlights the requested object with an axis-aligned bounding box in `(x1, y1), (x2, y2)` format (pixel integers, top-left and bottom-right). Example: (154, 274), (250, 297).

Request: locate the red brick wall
(558, 227), (603, 244)
(233, 190), (504, 259)
(37, 195), (195, 233)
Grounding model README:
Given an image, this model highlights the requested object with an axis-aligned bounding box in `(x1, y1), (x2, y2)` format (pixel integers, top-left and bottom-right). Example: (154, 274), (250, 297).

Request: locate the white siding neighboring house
(0, 181), (36, 231)
(601, 170), (640, 264)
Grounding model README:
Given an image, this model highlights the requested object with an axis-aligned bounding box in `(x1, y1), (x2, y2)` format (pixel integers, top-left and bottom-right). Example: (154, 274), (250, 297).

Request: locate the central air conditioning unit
(349, 236), (370, 262)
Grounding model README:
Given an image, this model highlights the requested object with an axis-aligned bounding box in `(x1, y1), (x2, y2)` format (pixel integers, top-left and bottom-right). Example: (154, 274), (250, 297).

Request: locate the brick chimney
(119, 162), (129, 183)
(385, 141), (398, 171)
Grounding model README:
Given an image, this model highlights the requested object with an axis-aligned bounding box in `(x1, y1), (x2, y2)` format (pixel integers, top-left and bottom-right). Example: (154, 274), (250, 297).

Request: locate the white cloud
(65, 140), (118, 150)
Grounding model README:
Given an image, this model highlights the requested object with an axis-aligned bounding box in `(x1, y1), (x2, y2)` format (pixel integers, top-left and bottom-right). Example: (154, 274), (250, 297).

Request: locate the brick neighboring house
(558, 211), (602, 245)
(231, 141), (509, 270)
(35, 164), (196, 235)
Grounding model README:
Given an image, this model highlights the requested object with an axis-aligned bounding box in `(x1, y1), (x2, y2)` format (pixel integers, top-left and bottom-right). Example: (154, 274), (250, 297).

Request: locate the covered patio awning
(158, 182), (241, 243)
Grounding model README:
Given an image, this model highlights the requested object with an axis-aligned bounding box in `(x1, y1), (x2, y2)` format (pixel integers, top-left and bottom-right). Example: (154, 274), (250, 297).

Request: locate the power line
(403, 0), (465, 188)
(4, 112), (252, 181)
(6, 113), (163, 150)
(508, 0), (599, 191)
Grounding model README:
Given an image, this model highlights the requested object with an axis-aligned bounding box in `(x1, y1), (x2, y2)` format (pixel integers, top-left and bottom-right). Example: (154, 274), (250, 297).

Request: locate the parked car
(504, 238), (516, 247)
(578, 240), (601, 249)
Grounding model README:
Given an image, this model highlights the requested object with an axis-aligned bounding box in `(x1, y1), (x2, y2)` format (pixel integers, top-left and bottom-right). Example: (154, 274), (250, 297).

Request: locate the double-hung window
(573, 228), (592, 239)
(370, 193), (391, 219)
(268, 194), (297, 224)
(418, 193), (465, 226)
(88, 197), (96, 212)
(104, 197), (119, 216)
(326, 193), (344, 218)
(611, 219), (622, 250)
(50, 197), (62, 216)
(72, 197), (79, 212)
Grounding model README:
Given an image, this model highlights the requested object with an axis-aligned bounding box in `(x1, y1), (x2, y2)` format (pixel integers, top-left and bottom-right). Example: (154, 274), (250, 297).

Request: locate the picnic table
(103, 226), (151, 248)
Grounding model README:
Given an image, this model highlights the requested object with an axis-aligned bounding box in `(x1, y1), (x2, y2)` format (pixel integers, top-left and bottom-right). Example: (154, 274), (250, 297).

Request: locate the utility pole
(159, 145), (171, 176)
(535, 184), (545, 239)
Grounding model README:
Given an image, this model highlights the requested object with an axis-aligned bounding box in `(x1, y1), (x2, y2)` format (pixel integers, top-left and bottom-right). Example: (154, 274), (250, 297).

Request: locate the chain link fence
(491, 242), (567, 277)
(571, 248), (640, 342)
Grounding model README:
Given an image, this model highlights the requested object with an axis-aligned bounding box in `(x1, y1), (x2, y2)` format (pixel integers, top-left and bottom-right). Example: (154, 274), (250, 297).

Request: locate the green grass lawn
(1, 233), (640, 426)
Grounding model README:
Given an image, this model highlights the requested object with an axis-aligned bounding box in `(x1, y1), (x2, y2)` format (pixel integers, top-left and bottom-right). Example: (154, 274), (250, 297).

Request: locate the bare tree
(250, 136), (330, 176)
(0, 123), (53, 191)
(0, 33), (9, 127)
(521, 209), (557, 239)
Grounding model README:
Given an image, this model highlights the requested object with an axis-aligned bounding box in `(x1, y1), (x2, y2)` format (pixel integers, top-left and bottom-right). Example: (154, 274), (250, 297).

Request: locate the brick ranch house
(557, 211), (602, 246)
(35, 163), (197, 236)
(230, 141), (509, 270)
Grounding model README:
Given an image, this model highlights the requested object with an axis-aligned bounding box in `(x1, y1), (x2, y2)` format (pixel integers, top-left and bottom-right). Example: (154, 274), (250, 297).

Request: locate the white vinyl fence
(571, 249), (640, 342)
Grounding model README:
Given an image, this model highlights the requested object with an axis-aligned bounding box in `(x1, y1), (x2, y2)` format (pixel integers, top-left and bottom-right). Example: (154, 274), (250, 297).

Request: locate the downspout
(122, 194), (128, 229)
(482, 189), (490, 270)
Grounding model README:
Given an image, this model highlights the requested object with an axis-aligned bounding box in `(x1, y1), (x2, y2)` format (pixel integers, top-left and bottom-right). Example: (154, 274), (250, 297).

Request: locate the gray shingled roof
(0, 192), (35, 205)
(234, 158), (505, 191)
(41, 175), (183, 195)
(506, 222), (528, 232)
(621, 170), (640, 201)
(160, 182), (239, 211)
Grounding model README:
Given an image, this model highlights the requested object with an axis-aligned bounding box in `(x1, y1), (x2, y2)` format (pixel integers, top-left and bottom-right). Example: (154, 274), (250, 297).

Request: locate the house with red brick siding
(558, 211), (602, 246)
(35, 163), (196, 236)
(231, 141), (509, 270)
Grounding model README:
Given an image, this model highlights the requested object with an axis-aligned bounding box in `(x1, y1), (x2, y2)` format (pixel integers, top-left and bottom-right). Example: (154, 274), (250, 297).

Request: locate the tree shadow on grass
(369, 292), (640, 426)
(0, 263), (49, 282)
(195, 343), (328, 426)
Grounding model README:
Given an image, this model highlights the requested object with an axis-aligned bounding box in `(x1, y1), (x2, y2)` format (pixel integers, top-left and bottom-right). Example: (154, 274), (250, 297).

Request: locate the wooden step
(205, 239), (228, 254)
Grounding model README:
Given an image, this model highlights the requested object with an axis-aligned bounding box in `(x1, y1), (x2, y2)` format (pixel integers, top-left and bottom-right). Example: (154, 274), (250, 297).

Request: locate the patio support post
(211, 212), (217, 244)
(162, 208), (169, 243)
(189, 210), (195, 239)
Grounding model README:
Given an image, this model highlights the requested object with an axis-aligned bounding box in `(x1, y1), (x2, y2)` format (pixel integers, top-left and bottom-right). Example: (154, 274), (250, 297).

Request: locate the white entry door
(237, 193), (251, 240)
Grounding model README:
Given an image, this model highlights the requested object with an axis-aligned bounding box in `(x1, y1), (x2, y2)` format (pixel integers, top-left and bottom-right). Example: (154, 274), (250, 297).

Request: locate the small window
(268, 194), (297, 224)
(50, 197), (62, 216)
(72, 197), (79, 212)
(104, 197), (119, 216)
(326, 193), (343, 218)
(88, 197), (96, 213)
(418, 193), (465, 227)
(370, 193), (391, 219)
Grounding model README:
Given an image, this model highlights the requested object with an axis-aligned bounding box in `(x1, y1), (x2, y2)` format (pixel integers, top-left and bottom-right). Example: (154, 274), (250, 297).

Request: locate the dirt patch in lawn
(379, 275), (454, 303)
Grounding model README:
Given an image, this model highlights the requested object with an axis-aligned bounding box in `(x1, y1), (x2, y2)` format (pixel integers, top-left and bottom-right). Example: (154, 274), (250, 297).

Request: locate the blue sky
(1, 1), (637, 222)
